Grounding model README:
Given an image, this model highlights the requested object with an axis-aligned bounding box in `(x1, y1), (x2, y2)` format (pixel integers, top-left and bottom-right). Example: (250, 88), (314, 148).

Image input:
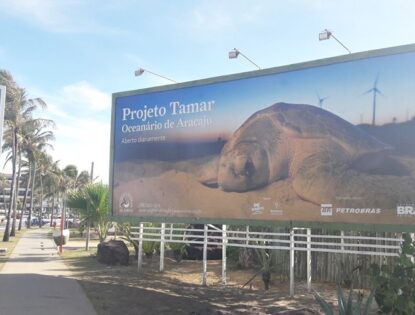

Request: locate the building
(0, 173), (32, 213)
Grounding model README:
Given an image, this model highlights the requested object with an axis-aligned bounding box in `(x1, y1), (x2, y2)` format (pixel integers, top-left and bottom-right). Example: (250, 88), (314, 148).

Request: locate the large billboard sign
(111, 44), (415, 231)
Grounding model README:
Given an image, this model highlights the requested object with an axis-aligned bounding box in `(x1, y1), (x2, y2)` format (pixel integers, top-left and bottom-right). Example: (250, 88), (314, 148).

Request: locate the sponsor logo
(321, 204), (333, 216)
(270, 202), (283, 216)
(336, 208), (381, 214)
(119, 193), (133, 212)
(397, 204), (415, 216)
(251, 203), (264, 215)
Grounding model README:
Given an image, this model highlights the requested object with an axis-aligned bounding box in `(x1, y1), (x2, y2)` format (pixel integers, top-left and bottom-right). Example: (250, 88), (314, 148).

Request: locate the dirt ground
(62, 248), (344, 315)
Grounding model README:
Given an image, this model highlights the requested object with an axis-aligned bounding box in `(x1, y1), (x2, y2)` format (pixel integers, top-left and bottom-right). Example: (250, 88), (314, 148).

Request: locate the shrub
(369, 233), (415, 315)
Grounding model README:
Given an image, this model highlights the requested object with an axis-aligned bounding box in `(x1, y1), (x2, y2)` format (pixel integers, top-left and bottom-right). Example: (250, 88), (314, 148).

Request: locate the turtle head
(218, 142), (270, 192)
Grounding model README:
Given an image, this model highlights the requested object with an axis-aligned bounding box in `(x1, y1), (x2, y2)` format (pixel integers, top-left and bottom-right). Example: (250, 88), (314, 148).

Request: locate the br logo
(320, 204), (333, 216)
(397, 205), (415, 215)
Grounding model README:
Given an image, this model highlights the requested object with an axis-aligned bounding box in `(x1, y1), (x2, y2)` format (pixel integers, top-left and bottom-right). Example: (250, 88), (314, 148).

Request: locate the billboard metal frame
(110, 43), (415, 232)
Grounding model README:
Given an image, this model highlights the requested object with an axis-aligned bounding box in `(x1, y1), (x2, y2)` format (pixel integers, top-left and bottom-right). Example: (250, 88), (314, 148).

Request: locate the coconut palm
(35, 152), (56, 227)
(2, 120), (53, 233)
(41, 162), (61, 227)
(16, 124), (54, 230)
(66, 183), (109, 250)
(75, 170), (91, 189)
(0, 70), (52, 241)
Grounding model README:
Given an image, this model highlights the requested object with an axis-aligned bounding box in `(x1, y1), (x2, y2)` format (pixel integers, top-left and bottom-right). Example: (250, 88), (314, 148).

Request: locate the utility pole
(90, 162), (94, 183)
(0, 85), (6, 155)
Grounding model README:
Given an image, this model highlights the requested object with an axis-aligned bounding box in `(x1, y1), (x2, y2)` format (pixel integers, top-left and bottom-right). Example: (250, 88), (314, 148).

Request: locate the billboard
(111, 44), (415, 231)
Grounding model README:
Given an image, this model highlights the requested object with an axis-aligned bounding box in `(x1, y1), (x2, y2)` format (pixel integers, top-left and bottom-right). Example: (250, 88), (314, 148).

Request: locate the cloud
(176, 1), (266, 38)
(0, 0), (114, 34)
(52, 117), (110, 183)
(61, 81), (110, 111)
(23, 81), (111, 183)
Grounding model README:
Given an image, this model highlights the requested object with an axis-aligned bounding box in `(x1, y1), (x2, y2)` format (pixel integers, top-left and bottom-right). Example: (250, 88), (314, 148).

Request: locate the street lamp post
(319, 29), (352, 54)
(0, 85), (6, 156)
(134, 68), (177, 83)
(228, 48), (261, 70)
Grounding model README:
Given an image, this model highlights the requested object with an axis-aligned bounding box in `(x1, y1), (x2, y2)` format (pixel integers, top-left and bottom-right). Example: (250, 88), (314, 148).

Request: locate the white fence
(130, 223), (403, 296)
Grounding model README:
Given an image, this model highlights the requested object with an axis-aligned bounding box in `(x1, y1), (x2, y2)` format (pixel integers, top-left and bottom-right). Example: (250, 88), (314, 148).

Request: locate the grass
(0, 228), (27, 271)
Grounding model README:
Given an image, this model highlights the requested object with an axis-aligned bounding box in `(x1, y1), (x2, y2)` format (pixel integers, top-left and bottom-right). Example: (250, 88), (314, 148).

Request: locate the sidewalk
(0, 228), (97, 315)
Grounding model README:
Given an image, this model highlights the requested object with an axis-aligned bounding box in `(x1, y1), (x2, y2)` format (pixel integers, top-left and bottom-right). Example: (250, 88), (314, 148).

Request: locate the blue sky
(1, 0), (415, 183)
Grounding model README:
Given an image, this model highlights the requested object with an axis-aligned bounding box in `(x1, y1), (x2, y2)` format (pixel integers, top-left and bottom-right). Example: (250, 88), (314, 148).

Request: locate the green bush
(314, 285), (374, 315)
(369, 233), (415, 315)
(169, 242), (187, 262)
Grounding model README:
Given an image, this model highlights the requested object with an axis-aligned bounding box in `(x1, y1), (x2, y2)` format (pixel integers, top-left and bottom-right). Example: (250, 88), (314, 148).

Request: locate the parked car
(27, 218), (48, 227)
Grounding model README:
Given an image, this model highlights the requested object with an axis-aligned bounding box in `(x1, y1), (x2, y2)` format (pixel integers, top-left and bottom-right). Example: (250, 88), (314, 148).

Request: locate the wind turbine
(363, 74), (383, 125)
(316, 92), (328, 109)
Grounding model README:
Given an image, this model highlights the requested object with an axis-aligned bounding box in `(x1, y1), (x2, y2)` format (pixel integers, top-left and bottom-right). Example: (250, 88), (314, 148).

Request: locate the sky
(1, 0), (415, 183)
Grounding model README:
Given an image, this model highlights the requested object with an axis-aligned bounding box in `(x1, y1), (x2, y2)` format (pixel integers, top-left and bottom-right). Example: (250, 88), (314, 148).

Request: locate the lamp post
(134, 68), (177, 83)
(228, 48), (261, 70)
(0, 85), (5, 156)
(319, 29), (352, 54)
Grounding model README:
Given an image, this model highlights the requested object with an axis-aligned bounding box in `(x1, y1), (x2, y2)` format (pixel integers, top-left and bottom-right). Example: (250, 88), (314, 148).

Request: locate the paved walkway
(0, 228), (97, 315)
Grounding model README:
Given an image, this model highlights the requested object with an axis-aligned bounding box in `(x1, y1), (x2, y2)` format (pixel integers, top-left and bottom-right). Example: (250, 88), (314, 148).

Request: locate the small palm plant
(242, 247), (277, 290)
(255, 248), (276, 290)
(314, 285), (375, 315)
(168, 224), (188, 262)
(66, 183), (109, 250)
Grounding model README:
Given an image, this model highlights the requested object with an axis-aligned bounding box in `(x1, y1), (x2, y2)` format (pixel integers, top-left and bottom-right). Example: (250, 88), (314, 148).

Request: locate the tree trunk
(10, 149), (22, 236)
(50, 193), (55, 227)
(3, 130), (17, 241)
(85, 219), (90, 251)
(39, 175), (43, 228)
(28, 161), (36, 229)
(19, 167), (31, 231)
(262, 270), (271, 290)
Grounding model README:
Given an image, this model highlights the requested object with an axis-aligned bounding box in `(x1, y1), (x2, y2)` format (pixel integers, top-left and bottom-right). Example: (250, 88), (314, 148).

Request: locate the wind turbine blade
(362, 88), (373, 95)
(374, 87), (385, 96)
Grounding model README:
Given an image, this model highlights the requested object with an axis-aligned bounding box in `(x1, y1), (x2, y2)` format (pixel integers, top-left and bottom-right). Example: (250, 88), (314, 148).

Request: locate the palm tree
(67, 183), (109, 250)
(41, 162), (61, 227)
(35, 152), (55, 227)
(63, 165), (78, 188)
(75, 171), (90, 189)
(19, 120), (55, 227)
(0, 70), (53, 240)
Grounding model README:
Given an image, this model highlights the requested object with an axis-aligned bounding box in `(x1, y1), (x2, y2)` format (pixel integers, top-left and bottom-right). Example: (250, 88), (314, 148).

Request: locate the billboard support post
(159, 223), (166, 272)
(137, 223), (143, 272)
(222, 224), (227, 285)
(306, 228), (312, 292)
(289, 229), (295, 297)
(202, 224), (208, 286)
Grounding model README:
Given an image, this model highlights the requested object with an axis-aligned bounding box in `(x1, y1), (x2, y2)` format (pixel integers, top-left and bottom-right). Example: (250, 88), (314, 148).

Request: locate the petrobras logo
(397, 204), (415, 216)
(321, 204), (333, 216)
(336, 208), (381, 214)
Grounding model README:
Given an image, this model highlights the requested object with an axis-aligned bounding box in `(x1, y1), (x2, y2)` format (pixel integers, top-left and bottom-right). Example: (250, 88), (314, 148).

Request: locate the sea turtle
(215, 102), (414, 205)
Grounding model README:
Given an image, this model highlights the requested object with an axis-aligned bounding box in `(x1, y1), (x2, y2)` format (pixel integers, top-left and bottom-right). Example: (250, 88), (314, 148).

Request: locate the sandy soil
(113, 160), (415, 226)
(63, 249), (343, 315)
